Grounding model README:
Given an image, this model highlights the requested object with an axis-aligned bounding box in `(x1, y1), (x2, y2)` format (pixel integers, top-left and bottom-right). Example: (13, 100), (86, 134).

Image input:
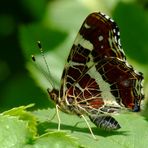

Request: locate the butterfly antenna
(31, 41), (55, 89)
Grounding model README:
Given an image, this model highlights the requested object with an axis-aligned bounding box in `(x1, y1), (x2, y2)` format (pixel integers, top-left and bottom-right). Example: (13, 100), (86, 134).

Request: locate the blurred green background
(0, 0), (148, 115)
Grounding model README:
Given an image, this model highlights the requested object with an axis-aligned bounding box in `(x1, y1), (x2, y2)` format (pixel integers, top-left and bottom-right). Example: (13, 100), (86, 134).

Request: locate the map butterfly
(36, 12), (144, 139)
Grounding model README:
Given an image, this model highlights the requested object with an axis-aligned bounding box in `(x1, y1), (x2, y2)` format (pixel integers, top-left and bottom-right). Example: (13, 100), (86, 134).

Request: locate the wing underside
(59, 12), (144, 116)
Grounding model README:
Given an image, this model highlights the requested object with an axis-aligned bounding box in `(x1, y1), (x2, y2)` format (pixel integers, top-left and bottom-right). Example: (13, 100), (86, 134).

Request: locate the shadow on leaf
(37, 121), (128, 138)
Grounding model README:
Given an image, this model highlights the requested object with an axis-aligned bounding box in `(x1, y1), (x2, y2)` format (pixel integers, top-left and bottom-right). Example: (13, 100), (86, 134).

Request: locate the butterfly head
(47, 88), (59, 104)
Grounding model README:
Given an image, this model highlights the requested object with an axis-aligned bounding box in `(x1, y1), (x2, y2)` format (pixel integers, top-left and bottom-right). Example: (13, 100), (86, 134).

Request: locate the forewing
(60, 12), (125, 100)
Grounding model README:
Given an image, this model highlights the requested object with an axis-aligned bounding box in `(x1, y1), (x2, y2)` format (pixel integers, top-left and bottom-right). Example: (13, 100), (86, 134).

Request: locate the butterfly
(36, 12), (144, 139)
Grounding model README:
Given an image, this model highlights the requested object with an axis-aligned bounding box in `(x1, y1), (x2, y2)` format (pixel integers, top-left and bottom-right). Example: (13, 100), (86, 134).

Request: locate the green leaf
(0, 105), (82, 148)
(3, 104), (34, 115)
(33, 108), (148, 148)
(0, 104), (147, 147)
(25, 132), (82, 148)
(0, 115), (32, 148)
(3, 104), (38, 137)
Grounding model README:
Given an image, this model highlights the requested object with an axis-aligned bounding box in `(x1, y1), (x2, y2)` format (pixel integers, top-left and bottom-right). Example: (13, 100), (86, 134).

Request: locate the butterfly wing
(58, 12), (144, 130)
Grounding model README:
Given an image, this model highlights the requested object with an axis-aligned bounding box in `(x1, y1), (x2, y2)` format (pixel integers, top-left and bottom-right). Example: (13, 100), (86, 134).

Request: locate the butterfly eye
(47, 88), (59, 103)
(51, 93), (57, 101)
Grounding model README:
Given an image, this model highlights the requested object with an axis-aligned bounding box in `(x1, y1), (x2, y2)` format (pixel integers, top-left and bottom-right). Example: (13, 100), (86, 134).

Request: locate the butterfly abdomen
(89, 114), (121, 130)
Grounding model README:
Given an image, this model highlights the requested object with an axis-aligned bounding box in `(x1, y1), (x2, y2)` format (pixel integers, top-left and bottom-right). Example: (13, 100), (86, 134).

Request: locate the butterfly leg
(89, 114), (121, 130)
(80, 114), (97, 139)
(56, 104), (61, 131)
